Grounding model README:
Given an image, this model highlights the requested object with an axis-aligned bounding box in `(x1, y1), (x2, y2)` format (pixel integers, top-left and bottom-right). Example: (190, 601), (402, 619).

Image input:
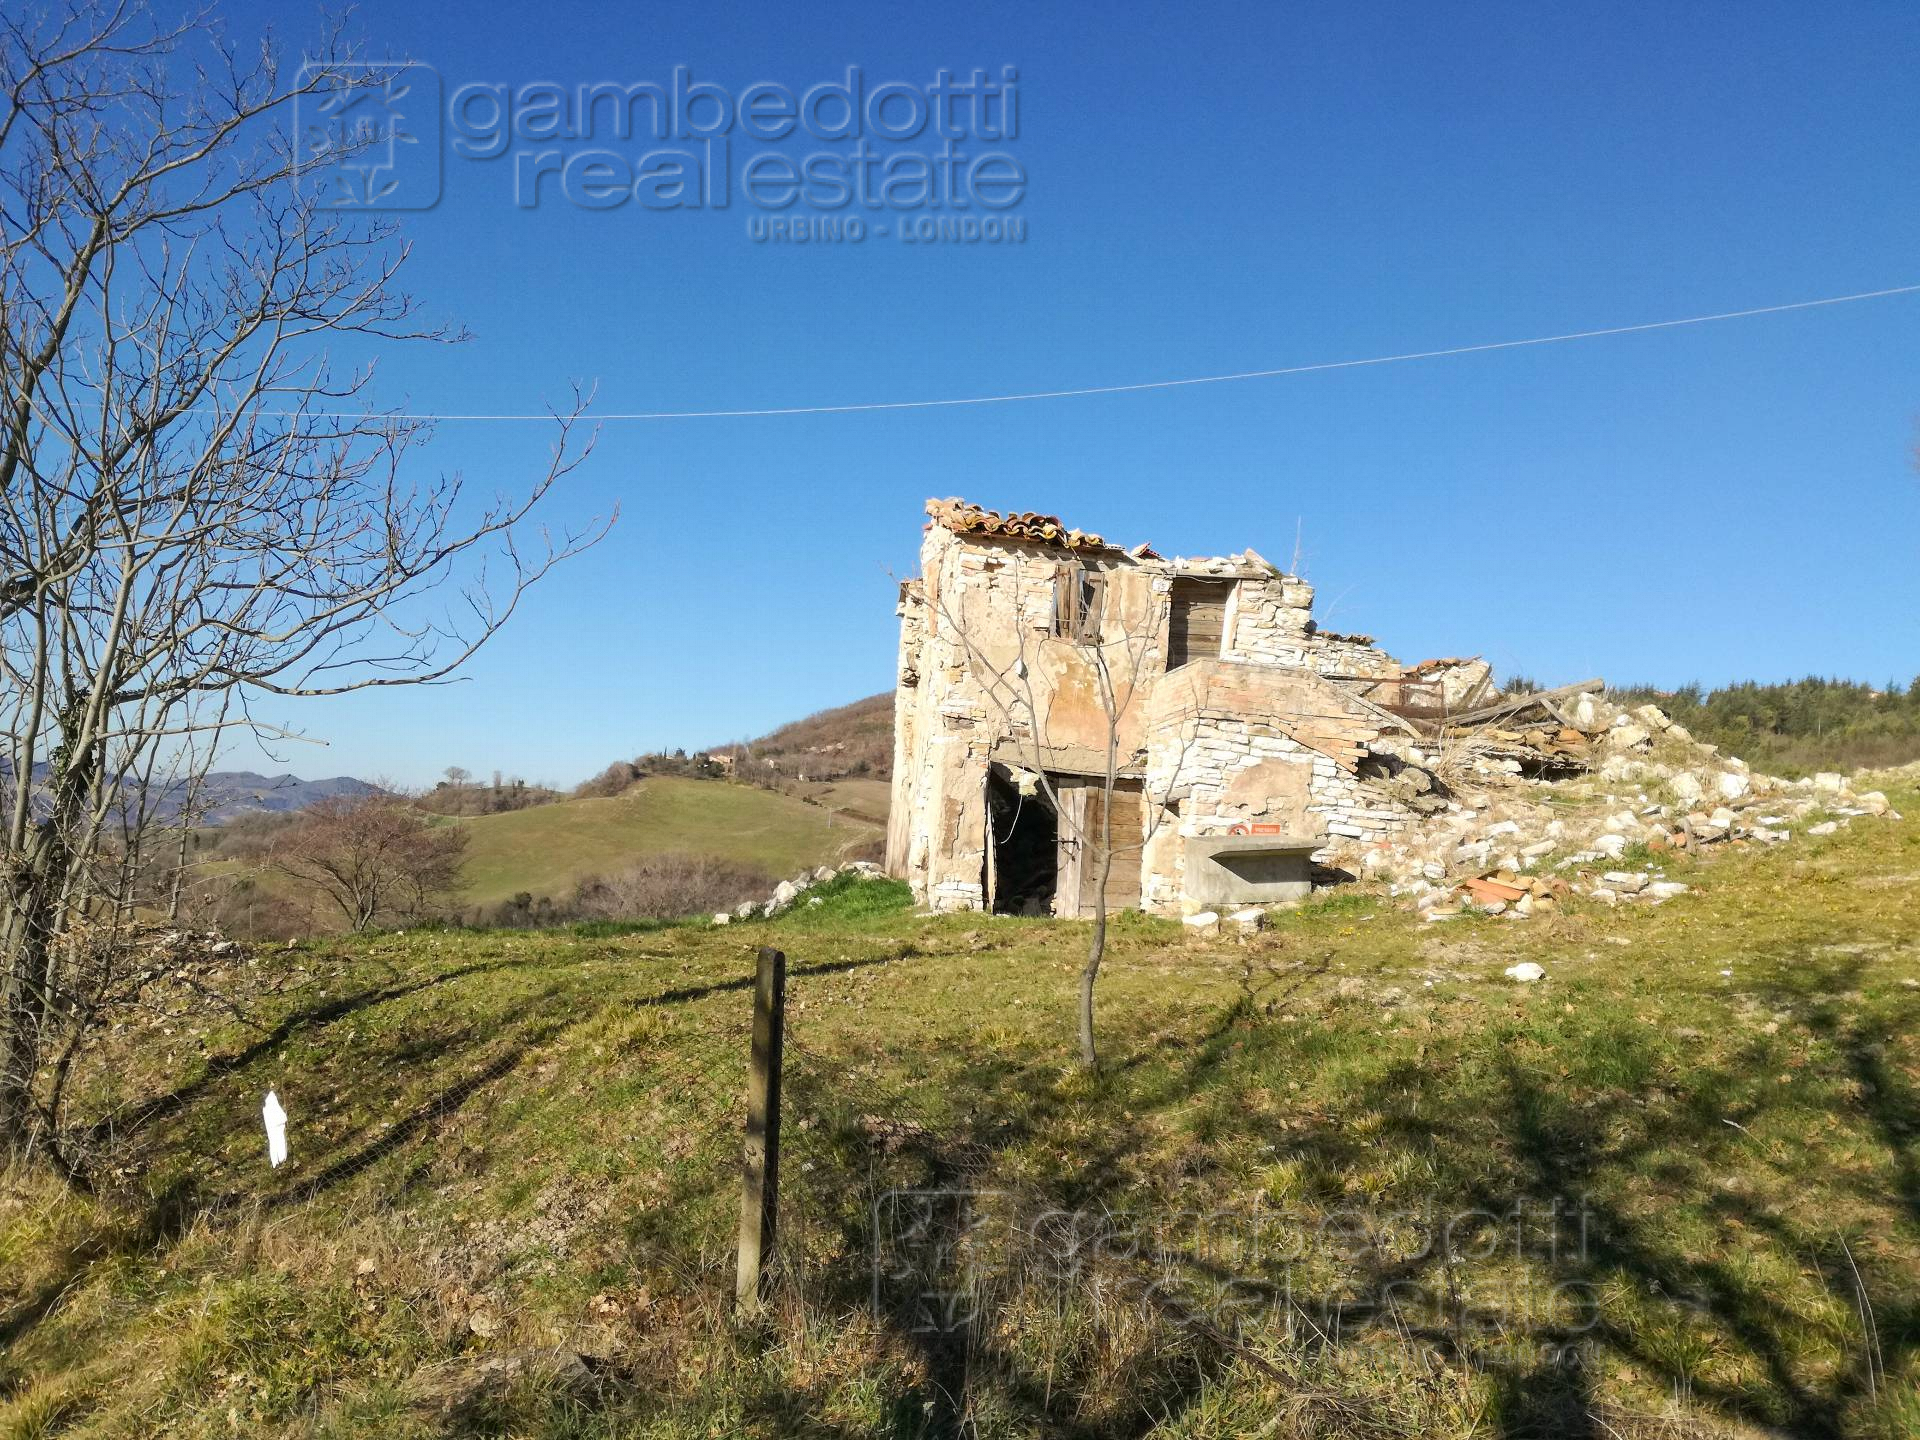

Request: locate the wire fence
(731, 955), (1286, 1434)
(604, 946), (1254, 1353)
(775, 1015), (998, 1309)
(387, 933), (1601, 1438)
(629, 944), (1012, 1338)
(638, 944), (1526, 1435)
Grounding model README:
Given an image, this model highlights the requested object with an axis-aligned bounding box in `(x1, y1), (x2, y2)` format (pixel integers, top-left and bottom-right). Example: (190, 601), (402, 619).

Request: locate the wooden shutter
(1054, 564), (1105, 643)
(1077, 571), (1104, 642)
(1076, 780), (1144, 914)
(1168, 579), (1230, 669)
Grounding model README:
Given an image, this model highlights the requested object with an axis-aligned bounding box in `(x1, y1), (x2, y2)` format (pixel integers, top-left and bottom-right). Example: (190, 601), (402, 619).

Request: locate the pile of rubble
(146, 927), (247, 962)
(712, 860), (887, 924)
(1337, 689), (1902, 922)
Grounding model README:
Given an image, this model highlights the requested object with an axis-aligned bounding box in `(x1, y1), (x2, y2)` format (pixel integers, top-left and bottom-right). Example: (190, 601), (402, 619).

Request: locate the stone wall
(1303, 631), (1404, 680)
(1204, 567), (1404, 680)
(888, 510), (1416, 915)
(887, 525), (1170, 912)
(1139, 659), (1415, 913)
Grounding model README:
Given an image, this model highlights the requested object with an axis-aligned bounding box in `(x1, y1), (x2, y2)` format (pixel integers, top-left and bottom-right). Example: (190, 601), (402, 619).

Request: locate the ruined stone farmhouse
(885, 499), (1492, 917)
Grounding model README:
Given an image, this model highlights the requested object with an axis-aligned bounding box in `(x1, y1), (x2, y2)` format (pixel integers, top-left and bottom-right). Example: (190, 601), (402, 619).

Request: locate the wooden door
(1056, 778), (1144, 916)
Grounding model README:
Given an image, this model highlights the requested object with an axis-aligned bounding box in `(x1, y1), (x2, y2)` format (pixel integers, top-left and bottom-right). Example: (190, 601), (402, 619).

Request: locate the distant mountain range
(0, 761), (382, 826)
(175, 772), (385, 824)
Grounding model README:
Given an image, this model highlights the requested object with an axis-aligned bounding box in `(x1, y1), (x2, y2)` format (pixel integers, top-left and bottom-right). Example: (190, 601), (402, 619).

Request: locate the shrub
(414, 774), (562, 816)
(268, 795), (467, 931)
(571, 762), (641, 799)
(563, 852), (774, 923)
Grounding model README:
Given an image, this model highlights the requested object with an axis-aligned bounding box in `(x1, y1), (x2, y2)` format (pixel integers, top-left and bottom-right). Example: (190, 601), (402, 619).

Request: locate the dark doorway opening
(989, 767), (1058, 915)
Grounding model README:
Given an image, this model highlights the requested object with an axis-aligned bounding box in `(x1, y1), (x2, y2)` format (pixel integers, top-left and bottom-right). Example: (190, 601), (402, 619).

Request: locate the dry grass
(3, 795), (1918, 1437)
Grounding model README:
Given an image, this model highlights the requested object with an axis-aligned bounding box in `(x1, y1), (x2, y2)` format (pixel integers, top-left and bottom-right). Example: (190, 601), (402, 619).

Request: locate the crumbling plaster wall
(940, 534), (1167, 757)
(1139, 660), (1416, 913)
(888, 527), (1169, 911)
(888, 521), (1418, 914)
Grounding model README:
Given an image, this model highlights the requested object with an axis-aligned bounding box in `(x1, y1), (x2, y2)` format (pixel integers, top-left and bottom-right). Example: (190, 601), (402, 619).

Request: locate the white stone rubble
(714, 860), (888, 923)
(1320, 688), (1903, 923)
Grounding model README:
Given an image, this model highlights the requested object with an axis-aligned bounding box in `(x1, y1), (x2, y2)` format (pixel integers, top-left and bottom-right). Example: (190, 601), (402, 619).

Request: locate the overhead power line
(307, 281), (1920, 423)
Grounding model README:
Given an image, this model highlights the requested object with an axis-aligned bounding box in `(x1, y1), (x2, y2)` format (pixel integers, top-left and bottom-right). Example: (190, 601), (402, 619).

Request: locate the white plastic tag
(263, 1089), (289, 1167)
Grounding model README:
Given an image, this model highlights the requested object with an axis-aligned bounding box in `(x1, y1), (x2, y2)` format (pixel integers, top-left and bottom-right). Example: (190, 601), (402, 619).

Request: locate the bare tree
(269, 793), (466, 931)
(931, 552), (1195, 1068)
(0, 4), (608, 1164)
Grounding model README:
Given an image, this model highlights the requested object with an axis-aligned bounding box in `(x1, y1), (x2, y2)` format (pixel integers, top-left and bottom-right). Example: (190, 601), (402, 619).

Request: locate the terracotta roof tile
(925, 497), (1114, 553)
(1406, 656), (1479, 676)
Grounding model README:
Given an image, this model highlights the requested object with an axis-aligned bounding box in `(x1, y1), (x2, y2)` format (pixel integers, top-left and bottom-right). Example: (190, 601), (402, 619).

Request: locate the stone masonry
(882, 499), (1905, 925)
(885, 499), (1425, 916)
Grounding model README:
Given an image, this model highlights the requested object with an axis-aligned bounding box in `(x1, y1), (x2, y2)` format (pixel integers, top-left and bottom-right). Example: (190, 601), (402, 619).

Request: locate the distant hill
(186, 772), (386, 824)
(576, 693), (894, 805)
(452, 774), (880, 906)
(0, 762), (381, 826)
(713, 691), (894, 782)
(1605, 676), (1920, 777)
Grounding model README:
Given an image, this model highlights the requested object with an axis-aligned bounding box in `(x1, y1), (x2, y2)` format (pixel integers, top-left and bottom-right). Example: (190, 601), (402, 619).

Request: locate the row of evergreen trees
(1604, 676), (1920, 776)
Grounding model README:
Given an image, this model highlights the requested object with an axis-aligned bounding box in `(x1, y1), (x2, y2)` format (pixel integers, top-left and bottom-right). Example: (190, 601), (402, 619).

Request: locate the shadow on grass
(24, 925), (1920, 1438)
(85, 954), (592, 1154)
(0, 1176), (202, 1355)
(629, 943), (930, 1011)
(267, 1036), (545, 1211)
(728, 948), (1920, 1438)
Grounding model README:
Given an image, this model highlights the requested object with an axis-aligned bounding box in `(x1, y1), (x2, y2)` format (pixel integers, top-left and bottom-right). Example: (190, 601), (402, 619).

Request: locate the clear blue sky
(230, 0), (1919, 787)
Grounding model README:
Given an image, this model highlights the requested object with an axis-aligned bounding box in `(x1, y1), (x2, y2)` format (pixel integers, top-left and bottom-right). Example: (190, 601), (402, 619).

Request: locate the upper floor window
(1053, 562), (1105, 644)
(1167, 578), (1232, 669)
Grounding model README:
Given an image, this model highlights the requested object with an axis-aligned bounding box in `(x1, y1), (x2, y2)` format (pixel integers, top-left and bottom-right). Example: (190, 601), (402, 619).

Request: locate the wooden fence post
(736, 945), (786, 1311)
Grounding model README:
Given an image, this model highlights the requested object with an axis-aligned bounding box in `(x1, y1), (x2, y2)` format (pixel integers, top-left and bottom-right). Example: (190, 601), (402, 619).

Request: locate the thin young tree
(0, 4), (609, 1165)
(932, 552), (1196, 1068)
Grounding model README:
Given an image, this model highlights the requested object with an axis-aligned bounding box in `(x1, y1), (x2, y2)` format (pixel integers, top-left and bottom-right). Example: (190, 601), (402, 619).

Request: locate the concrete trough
(1182, 834), (1319, 907)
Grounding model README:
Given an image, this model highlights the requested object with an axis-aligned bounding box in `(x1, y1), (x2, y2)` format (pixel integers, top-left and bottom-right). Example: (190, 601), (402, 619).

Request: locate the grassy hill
(712, 691), (894, 782)
(451, 775), (880, 905)
(790, 775), (891, 826)
(5, 780), (1919, 1436)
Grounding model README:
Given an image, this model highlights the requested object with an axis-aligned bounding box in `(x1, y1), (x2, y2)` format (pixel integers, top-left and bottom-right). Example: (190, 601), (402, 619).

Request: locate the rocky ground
(713, 858), (887, 922)
(1344, 690), (1907, 921)
(731, 690), (1909, 930)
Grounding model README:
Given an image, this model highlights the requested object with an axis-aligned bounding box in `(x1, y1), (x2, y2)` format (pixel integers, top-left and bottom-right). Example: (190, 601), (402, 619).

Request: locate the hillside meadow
(450, 777), (881, 907)
(1, 783), (1916, 1438)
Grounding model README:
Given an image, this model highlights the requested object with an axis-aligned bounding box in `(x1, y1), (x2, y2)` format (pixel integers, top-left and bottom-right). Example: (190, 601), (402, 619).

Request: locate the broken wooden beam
(1444, 678), (1606, 729)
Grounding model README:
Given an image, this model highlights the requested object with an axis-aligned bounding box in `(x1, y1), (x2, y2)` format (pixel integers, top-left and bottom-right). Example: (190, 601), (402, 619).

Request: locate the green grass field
(449, 776), (880, 905)
(787, 777), (892, 827)
(3, 785), (1918, 1437)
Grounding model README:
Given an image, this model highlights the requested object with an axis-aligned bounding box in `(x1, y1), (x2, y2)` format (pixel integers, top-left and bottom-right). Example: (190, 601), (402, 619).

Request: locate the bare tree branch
(0, 2), (609, 1168)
